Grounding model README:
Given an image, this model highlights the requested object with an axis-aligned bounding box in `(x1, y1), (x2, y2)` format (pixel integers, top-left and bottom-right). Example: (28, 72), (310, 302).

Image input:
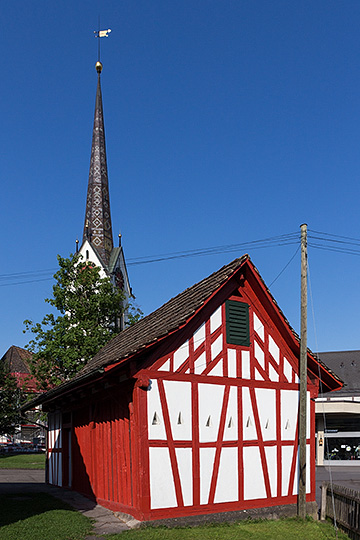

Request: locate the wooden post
(297, 223), (308, 518)
(320, 481), (328, 521)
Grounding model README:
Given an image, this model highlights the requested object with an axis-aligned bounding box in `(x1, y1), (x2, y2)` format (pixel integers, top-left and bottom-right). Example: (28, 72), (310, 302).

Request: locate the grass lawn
(106, 517), (349, 540)
(0, 453), (45, 469)
(0, 492), (92, 540)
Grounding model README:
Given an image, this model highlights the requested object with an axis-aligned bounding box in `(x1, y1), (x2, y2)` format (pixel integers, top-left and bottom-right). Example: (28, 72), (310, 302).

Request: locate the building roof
(83, 63), (113, 268)
(0, 345), (32, 374)
(318, 351), (360, 396)
(0, 346), (38, 392)
(24, 255), (342, 409)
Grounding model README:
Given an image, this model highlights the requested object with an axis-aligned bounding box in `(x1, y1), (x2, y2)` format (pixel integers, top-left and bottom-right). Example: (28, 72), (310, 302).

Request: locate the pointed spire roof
(83, 61), (113, 268)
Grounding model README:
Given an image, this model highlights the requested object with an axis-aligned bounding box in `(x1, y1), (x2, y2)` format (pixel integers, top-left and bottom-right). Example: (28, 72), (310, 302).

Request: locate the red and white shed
(30, 255), (342, 522)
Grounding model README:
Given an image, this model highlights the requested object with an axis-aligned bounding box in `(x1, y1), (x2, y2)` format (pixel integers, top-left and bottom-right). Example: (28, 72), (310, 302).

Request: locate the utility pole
(298, 223), (308, 518)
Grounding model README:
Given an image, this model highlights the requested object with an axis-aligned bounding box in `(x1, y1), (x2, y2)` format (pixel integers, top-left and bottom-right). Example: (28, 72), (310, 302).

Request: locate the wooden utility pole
(298, 223), (308, 518)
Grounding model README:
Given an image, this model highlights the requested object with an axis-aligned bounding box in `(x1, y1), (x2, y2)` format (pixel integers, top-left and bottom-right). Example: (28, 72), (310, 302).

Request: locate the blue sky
(2, 1), (360, 355)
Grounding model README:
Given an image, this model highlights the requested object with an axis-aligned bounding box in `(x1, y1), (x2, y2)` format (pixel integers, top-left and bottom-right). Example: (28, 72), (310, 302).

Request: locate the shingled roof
(23, 255), (342, 409)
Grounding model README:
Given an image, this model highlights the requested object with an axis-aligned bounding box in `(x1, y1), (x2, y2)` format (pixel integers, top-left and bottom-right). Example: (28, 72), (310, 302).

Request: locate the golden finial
(96, 61), (103, 73)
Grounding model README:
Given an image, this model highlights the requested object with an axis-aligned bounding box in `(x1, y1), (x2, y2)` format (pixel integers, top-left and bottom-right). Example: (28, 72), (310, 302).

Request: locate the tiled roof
(0, 346), (32, 374)
(318, 351), (360, 395)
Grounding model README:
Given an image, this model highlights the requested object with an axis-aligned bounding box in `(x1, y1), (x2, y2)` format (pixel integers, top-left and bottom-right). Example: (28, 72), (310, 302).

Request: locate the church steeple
(79, 59), (132, 329)
(83, 61), (113, 268)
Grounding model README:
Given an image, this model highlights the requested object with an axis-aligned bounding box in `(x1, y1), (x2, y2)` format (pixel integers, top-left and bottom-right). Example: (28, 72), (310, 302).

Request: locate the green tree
(24, 254), (141, 390)
(0, 367), (23, 436)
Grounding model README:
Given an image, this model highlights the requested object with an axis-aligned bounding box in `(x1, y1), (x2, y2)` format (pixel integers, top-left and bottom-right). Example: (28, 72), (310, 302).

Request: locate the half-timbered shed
(27, 255), (342, 521)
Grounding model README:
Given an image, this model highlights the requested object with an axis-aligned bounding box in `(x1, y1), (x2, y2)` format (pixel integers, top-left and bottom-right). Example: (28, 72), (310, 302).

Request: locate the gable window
(225, 300), (250, 346)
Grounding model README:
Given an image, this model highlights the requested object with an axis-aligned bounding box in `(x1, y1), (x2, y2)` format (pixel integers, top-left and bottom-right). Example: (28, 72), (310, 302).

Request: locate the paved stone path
(0, 469), (138, 538)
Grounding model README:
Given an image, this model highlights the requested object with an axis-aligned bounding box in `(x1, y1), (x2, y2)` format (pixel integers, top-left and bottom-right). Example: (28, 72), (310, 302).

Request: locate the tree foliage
(24, 254), (141, 390)
(0, 367), (23, 436)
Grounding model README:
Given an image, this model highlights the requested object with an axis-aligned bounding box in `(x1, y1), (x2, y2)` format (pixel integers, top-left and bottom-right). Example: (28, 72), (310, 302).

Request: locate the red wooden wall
(70, 383), (135, 513)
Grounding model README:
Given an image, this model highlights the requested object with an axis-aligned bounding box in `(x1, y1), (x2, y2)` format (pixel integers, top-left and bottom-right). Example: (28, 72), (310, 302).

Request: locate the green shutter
(225, 300), (250, 346)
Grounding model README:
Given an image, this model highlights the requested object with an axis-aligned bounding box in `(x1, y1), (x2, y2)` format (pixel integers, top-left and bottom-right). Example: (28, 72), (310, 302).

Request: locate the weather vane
(94, 20), (112, 63)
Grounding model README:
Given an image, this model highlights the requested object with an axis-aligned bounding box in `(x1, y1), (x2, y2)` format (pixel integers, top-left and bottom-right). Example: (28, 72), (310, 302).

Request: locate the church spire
(83, 61), (113, 268)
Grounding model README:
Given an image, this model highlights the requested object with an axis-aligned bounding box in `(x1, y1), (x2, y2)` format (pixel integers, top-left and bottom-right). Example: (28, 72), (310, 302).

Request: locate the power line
(0, 232), (300, 287)
(4, 227), (359, 288)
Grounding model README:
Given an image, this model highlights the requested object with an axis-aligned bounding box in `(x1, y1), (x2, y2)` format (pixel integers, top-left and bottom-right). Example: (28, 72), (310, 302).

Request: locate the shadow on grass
(0, 493), (77, 527)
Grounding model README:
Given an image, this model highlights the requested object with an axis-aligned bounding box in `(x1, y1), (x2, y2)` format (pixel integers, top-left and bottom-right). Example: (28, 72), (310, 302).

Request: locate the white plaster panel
(293, 444), (311, 495)
(199, 384), (225, 443)
(158, 359), (170, 372)
(223, 386), (238, 441)
(255, 368), (264, 381)
(200, 447), (216, 504)
(265, 446), (277, 497)
(254, 340), (265, 369)
(306, 443), (310, 493)
(268, 336), (280, 364)
(210, 306), (222, 333)
(253, 312), (264, 341)
(163, 380), (192, 440)
(281, 390), (298, 440)
(292, 450), (298, 495)
(227, 348), (237, 378)
(283, 357), (292, 383)
(242, 387), (257, 441)
(281, 445), (293, 496)
(269, 363), (279, 382)
(150, 447), (177, 509)
(173, 340), (189, 371)
(306, 392), (311, 439)
(241, 350), (250, 379)
(194, 323), (205, 350)
(211, 335), (223, 361)
(175, 448), (193, 506)
(214, 447), (238, 503)
(147, 379), (166, 440)
(194, 351), (206, 375)
(291, 446), (310, 495)
(255, 388), (276, 441)
(243, 447), (266, 500)
(208, 359), (223, 377)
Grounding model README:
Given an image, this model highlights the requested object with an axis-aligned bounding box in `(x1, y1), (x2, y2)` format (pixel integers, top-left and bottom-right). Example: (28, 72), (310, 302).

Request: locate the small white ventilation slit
(285, 419), (290, 430)
(228, 416), (234, 428)
(177, 412), (184, 425)
(265, 419), (270, 429)
(206, 415), (212, 427)
(246, 416), (253, 428)
(152, 412), (161, 425)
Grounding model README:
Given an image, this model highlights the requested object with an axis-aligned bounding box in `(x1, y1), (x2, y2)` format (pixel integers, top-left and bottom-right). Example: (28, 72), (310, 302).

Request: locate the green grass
(0, 492), (92, 540)
(106, 517), (349, 540)
(0, 453), (45, 469)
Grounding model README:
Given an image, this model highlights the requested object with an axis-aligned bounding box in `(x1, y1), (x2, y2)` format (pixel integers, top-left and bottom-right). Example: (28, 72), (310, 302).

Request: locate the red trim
(192, 381), (200, 506)
(276, 388), (282, 498)
(237, 385), (243, 501)
(135, 385), (150, 514)
(132, 493), (310, 521)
